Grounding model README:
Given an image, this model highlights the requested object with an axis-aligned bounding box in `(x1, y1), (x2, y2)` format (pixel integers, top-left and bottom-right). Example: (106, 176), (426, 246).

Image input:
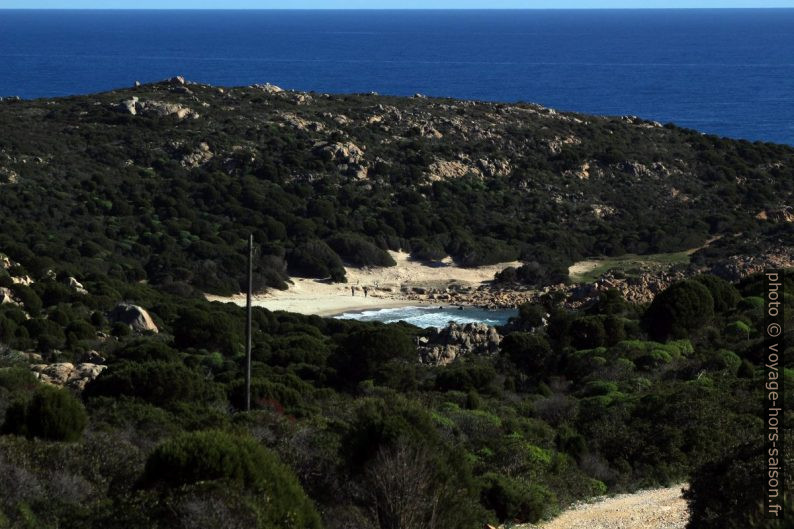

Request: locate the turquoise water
(1, 9), (793, 144)
(335, 305), (516, 328)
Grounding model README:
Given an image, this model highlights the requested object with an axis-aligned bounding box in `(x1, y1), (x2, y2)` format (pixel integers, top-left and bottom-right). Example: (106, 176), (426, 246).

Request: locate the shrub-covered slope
(0, 265), (791, 528)
(1, 77), (792, 294)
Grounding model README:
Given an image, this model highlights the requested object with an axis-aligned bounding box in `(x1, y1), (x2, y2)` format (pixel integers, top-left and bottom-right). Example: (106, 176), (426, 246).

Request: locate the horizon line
(3, 6), (794, 9)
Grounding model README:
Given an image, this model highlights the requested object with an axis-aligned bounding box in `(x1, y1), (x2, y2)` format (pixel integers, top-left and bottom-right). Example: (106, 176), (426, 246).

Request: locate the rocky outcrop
(313, 141), (367, 179)
(30, 362), (107, 391)
(117, 97), (200, 120)
(314, 141), (364, 164)
(755, 206), (794, 223)
(0, 287), (19, 306)
(67, 277), (88, 295)
(544, 134), (581, 154)
(181, 142), (214, 168)
(591, 204), (617, 219)
(109, 303), (159, 333)
(410, 121), (443, 139)
(709, 249), (794, 282)
(476, 158), (511, 178)
(564, 161), (591, 180)
(252, 82), (283, 94)
(11, 275), (33, 286)
(426, 159), (481, 181)
(278, 111), (325, 132)
(0, 166), (19, 184)
(417, 322), (502, 365)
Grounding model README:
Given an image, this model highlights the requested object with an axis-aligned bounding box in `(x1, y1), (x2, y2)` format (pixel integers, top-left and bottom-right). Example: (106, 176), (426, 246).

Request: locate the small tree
(643, 280), (714, 340)
(501, 332), (553, 375)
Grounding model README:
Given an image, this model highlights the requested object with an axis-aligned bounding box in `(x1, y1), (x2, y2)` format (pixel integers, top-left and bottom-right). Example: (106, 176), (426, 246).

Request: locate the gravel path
(518, 485), (689, 529)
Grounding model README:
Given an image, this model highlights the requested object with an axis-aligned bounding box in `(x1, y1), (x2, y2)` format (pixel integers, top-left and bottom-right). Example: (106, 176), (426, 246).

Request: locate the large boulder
(67, 276), (88, 295)
(252, 82), (283, 94)
(109, 303), (159, 333)
(30, 362), (107, 391)
(313, 141), (365, 165)
(417, 321), (502, 365)
(0, 286), (19, 305)
(117, 97), (199, 120)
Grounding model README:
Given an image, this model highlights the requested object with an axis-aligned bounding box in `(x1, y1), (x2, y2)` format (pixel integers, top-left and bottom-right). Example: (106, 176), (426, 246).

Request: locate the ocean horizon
(1, 8), (793, 144)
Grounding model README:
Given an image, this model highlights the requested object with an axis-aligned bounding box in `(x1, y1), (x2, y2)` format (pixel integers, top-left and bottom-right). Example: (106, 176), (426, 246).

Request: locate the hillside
(0, 79), (792, 529)
(1, 76), (792, 295)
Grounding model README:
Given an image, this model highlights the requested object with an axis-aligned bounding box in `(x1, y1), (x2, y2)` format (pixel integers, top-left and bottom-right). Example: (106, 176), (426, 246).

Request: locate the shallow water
(334, 305), (516, 328)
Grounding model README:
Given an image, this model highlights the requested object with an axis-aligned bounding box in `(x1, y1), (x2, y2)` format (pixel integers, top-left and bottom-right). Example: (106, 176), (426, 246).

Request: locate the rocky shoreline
(394, 247), (794, 312)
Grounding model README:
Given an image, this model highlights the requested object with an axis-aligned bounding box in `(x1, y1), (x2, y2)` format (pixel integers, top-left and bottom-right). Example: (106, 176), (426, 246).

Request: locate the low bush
(142, 430), (322, 529)
(2, 385), (86, 442)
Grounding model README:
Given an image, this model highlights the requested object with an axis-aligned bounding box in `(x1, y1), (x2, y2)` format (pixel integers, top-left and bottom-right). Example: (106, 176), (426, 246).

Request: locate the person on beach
(351, 286), (356, 296)
(363, 286), (369, 298)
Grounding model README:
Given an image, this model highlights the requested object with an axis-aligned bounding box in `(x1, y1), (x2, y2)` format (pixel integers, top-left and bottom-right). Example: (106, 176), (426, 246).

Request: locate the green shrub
(570, 316), (607, 349)
(738, 296), (764, 311)
(142, 430), (322, 529)
(480, 472), (556, 523)
(0, 367), (39, 393)
(603, 315), (627, 345)
(288, 239), (346, 282)
(64, 320), (95, 340)
(111, 321), (131, 337)
(693, 274), (741, 313)
(9, 284), (42, 315)
(228, 376), (309, 414)
(2, 385), (87, 441)
(435, 359), (497, 393)
(114, 339), (181, 362)
(344, 397), (438, 469)
(84, 361), (219, 407)
(685, 439), (793, 529)
(517, 303), (545, 327)
(173, 307), (242, 355)
(501, 332), (553, 374)
(725, 320), (751, 340)
(643, 280), (715, 340)
(326, 233), (396, 267)
(332, 326), (415, 386)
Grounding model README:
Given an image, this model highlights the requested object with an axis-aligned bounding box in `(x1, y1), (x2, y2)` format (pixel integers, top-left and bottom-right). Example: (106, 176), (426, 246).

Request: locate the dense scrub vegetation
(1, 80), (792, 527)
(0, 79), (793, 294)
(0, 261), (791, 527)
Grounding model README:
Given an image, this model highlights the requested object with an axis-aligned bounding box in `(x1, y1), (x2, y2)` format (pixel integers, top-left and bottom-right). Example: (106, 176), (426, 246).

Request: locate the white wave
(336, 306), (516, 328)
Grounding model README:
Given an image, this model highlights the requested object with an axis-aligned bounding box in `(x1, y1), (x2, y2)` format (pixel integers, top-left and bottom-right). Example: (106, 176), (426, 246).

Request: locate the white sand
(205, 251), (520, 316)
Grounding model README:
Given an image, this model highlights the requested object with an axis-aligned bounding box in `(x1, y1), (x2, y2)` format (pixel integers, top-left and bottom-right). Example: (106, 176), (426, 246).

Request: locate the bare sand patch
(206, 251), (520, 316)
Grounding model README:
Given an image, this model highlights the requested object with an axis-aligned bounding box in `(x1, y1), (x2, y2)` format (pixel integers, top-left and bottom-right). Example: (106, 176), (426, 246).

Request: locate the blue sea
(1, 9), (793, 144)
(335, 306), (517, 328)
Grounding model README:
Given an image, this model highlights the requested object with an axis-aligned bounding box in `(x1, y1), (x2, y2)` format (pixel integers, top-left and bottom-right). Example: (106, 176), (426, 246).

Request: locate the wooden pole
(245, 234), (253, 412)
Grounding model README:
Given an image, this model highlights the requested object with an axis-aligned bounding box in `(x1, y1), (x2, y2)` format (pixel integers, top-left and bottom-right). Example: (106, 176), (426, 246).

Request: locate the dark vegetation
(0, 79), (792, 294)
(0, 262), (791, 528)
(1, 81), (793, 527)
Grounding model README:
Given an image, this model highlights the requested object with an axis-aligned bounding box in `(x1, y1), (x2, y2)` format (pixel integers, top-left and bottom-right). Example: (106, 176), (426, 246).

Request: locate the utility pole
(245, 234), (253, 412)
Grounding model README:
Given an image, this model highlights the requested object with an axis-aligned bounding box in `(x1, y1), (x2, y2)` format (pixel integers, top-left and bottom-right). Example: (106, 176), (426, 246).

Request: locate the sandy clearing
(518, 485), (689, 529)
(206, 251), (520, 316)
(567, 236), (723, 283)
(568, 259), (602, 279)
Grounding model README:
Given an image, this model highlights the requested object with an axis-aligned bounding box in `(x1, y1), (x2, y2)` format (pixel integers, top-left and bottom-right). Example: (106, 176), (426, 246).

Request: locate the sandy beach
(205, 251), (521, 316)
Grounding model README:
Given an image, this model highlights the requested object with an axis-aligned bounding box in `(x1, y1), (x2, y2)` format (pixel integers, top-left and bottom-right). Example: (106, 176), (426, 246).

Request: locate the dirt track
(518, 485), (689, 529)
